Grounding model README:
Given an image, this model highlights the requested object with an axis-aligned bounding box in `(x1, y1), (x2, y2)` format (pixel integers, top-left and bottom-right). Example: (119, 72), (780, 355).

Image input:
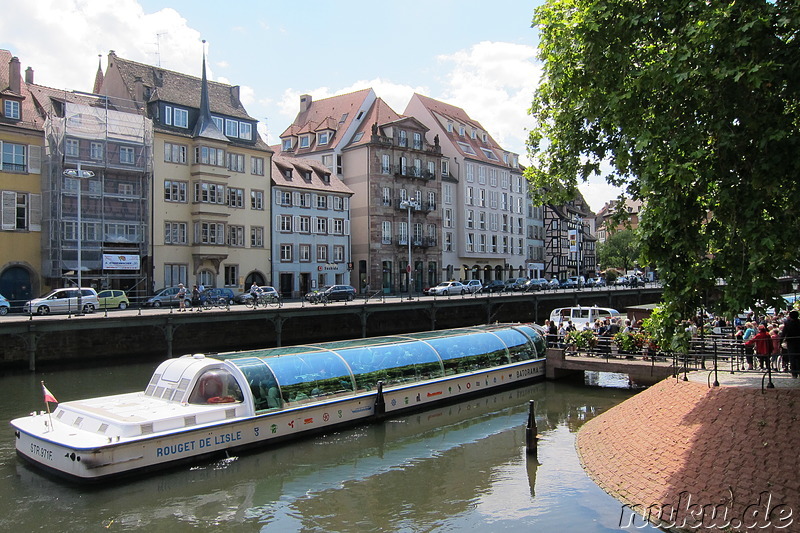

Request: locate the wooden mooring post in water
(526, 399), (539, 455)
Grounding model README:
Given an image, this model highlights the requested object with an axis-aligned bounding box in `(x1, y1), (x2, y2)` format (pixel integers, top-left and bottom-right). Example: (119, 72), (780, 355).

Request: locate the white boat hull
(14, 359), (544, 481)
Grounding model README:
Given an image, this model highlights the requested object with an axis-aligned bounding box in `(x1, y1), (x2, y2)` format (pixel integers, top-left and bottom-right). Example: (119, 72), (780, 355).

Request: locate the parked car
(523, 278), (549, 291)
(428, 281), (467, 296)
(562, 276), (586, 289)
(23, 287), (100, 315)
(305, 285), (356, 303)
(0, 293), (9, 315)
(145, 287), (190, 308)
(504, 278), (529, 291)
(481, 280), (505, 293)
(547, 278), (561, 289)
(234, 286), (279, 304)
(464, 280), (483, 294)
(202, 287), (236, 305)
(97, 289), (129, 310)
(586, 277), (606, 288)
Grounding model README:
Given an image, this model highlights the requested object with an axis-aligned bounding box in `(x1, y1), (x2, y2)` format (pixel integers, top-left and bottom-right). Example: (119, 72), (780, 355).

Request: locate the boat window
(264, 353), (354, 405)
(427, 333), (508, 375)
(339, 341), (442, 390)
(490, 328), (536, 362)
(508, 325), (546, 358)
(187, 368), (244, 405)
(232, 358), (281, 411)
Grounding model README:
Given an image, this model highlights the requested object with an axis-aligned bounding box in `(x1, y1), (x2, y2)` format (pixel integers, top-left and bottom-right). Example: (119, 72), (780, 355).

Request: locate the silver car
(24, 288), (100, 315)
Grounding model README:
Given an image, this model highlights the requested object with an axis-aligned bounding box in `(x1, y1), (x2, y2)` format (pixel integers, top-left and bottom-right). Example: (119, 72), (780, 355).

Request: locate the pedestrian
(547, 319), (558, 348)
(770, 327), (782, 371)
(192, 285), (202, 312)
(780, 310), (800, 378)
(753, 324), (771, 370)
(742, 322), (757, 370)
(177, 283), (186, 311)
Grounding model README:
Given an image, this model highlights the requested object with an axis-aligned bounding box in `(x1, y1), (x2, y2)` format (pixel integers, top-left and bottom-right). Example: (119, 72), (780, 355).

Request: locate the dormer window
(239, 123), (252, 140)
(282, 168), (293, 179)
(459, 125), (465, 136)
(322, 173), (331, 184)
(299, 135), (311, 148)
(318, 131), (330, 145)
(447, 122), (453, 133)
(482, 133), (488, 143)
(225, 119), (239, 137)
(471, 129), (477, 139)
(4, 100), (20, 120)
(303, 171), (312, 181)
(282, 138), (293, 151)
(164, 105), (189, 128)
(212, 116), (223, 131)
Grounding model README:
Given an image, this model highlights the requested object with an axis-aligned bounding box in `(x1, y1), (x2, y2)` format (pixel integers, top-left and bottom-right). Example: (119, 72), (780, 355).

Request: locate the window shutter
(275, 189), (282, 203)
(344, 197), (349, 210)
(344, 220), (350, 236)
(304, 193), (311, 206)
(293, 192), (301, 205)
(193, 222), (200, 244)
(27, 145), (41, 174)
(328, 217), (333, 233)
(2, 191), (16, 230)
(29, 193), (41, 231)
(311, 216), (318, 234)
(0, 141), (2, 170)
(292, 215), (299, 232)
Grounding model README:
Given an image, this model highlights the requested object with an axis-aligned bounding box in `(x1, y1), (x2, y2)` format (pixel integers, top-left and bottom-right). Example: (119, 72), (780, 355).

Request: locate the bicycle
(202, 295), (230, 310)
(244, 292), (282, 308)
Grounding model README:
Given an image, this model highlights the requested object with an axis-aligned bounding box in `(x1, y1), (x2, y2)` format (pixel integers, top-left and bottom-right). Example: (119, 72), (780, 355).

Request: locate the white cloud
(0, 0), (203, 90)
(437, 41), (540, 158)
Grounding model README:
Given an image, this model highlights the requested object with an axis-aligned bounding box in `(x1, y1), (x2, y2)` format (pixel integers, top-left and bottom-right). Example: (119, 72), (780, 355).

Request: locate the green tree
(526, 0), (800, 319)
(598, 229), (640, 273)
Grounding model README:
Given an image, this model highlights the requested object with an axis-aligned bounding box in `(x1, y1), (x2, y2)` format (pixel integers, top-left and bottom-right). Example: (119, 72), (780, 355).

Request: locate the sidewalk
(576, 371), (799, 531)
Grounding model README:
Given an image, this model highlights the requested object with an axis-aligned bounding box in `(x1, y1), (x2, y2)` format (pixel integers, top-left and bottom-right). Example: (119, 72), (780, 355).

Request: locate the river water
(0, 364), (642, 532)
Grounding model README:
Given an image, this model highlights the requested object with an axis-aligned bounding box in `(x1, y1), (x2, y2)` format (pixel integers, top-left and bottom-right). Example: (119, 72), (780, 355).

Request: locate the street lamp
(793, 278), (799, 310)
(63, 163), (95, 315)
(399, 199), (419, 300)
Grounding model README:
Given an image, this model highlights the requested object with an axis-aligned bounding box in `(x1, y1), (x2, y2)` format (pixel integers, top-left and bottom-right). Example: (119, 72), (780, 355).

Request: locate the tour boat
(11, 323), (546, 482)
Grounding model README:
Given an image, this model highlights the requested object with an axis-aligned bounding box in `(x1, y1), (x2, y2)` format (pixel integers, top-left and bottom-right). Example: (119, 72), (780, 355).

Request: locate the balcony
(393, 165), (435, 180)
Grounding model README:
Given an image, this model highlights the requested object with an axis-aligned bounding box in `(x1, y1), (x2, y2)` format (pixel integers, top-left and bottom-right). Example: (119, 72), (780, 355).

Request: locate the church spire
(192, 40), (227, 141)
(92, 54), (104, 94)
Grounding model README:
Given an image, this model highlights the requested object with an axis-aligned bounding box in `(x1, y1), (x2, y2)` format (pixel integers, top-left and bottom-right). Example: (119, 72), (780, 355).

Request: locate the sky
(0, 0), (618, 212)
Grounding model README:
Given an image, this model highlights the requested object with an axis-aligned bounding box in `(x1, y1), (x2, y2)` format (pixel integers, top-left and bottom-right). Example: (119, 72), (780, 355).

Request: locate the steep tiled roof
(280, 88), (374, 154)
(345, 97), (403, 149)
(107, 52), (254, 120)
(409, 93), (514, 168)
(271, 149), (353, 196)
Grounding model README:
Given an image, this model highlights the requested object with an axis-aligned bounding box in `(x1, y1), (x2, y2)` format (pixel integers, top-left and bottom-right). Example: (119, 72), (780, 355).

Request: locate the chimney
(230, 85), (240, 102)
(300, 94), (312, 112)
(9, 56), (21, 94)
(25, 67), (34, 84)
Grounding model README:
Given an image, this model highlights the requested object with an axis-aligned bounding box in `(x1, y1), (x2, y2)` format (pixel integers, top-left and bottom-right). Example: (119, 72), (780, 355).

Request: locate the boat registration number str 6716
(156, 430), (243, 457)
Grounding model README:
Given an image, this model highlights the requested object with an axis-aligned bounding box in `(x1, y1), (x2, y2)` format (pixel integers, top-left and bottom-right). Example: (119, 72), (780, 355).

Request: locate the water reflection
(1, 365), (638, 532)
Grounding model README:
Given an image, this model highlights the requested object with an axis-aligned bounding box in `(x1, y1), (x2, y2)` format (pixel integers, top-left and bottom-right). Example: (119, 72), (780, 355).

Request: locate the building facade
(543, 192), (597, 282)
(271, 153), (353, 298)
(280, 91), (443, 295)
(98, 51), (273, 294)
(404, 94), (527, 284)
(0, 51), (43, 306)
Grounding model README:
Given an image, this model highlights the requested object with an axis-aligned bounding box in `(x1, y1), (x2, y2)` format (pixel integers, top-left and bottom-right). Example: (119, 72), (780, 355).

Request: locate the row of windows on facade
(163, 142), (265, 175)
(165, 263), (240, 289)
(164, 181), (350, 212)
(451, 210), (526, 235)
(64, 139), (142, 166)
(162, 105), (254, 141)
(164, 217), (350, 246)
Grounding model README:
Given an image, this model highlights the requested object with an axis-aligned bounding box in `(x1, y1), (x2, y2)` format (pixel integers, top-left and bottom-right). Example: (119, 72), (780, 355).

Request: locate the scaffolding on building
(40, 91), (153, 295)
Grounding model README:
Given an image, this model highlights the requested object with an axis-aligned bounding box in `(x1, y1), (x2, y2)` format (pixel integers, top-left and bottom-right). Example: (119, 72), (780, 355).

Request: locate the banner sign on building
(102, 254), (140, 270)
(568, 229), (578, 253)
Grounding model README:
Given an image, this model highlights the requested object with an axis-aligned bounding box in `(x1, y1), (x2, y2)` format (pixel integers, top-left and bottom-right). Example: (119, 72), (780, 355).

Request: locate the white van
(24, 287), (100, 315)
(549, 306), (624, 328)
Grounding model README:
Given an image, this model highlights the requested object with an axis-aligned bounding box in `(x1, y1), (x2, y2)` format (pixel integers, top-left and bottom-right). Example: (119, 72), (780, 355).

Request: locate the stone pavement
(576, 370), (799, 531)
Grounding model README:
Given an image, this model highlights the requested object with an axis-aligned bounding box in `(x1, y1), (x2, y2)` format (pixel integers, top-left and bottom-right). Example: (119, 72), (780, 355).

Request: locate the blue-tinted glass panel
(264, 353), (353, 404)
(230, 357), (280, 411)
(510, 325), (546, 357)
(427, 332), (508, 374)
(490, 328), (536, 362)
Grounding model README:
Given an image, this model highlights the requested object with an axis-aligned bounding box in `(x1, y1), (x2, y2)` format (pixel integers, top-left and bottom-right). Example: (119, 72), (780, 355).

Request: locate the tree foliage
(526, 0), (800, 319)
(598, 229), (640, 272)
